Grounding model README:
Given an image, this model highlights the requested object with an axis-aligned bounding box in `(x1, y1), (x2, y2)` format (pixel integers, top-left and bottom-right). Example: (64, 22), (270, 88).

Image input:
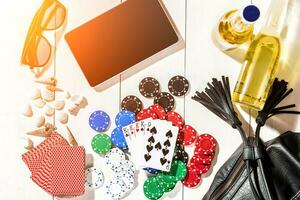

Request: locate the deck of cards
(122, 119), (179, 172)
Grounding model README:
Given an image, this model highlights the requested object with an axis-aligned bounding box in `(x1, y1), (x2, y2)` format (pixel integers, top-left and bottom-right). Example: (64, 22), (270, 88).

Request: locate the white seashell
(58, 112), (68, 124)
(31, 88), (41, 100)
(35, 115), (45, 128)
(22, 104), (33, 117)
(44, 105), (55, 116)
(34, 98), (46, 108)
(20, 137), (34, 150)
(64, 91), (71, 99)
(54, 100), (65, 110)
(41, 88), (55, 102)
(71, 95), (84, 106)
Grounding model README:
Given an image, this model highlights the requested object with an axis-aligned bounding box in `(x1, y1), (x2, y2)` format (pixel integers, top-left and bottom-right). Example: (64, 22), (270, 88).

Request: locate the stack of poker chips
(143, 160), (187, 199)
(22, 133), (86, 197)
(182, 134), (217, 188)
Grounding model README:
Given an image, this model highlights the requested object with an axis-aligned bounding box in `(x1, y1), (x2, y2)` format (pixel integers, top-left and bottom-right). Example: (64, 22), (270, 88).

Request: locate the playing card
(140, 120), (179, 171)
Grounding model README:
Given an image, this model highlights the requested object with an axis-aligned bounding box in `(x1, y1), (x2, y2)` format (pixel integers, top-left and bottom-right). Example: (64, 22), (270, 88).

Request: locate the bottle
(232, 0), (287, 110)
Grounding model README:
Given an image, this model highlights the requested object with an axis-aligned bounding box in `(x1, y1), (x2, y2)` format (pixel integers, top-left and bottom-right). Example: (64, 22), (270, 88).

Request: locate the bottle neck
(261, 0), (288, 35)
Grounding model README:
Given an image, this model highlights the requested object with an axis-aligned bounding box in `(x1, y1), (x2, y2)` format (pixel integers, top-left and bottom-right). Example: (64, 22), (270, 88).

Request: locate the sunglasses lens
(24, 36), (51, 67)
(42, 1), (66, 30)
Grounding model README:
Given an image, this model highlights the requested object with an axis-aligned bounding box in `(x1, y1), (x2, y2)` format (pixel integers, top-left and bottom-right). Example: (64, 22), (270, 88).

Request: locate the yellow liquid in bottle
(218, 10), (254, 45)
(232, 34), (281, 110)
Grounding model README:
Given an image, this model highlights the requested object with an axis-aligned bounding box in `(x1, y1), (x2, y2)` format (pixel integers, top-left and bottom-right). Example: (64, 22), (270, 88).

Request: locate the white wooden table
(4, 0), (300, 199)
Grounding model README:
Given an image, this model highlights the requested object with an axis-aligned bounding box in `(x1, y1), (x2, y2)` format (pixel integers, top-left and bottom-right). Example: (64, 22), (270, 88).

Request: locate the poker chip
(174, 149), (189, 164)
(139, 77), (160, 98)
(195, 134), (217, 155)
(161, 160), (187, 182)
(166, 112), (184, 128)
(106, 178), (127, 199)
(181, 168), (201, 188)
(85, 167), (104, 189)
(111, 127), (128, 149)
(116, 170), (135, 191)
(115, 110), (136, 128)
(143, 177), (164, 200)
(91, 133), (112, 155)
(121, 95), (143, 115)
(89, 110), (110, 132)
(144, 167), (160, 175)
(154, 92), (175, 112)
(117, 160), (135, 175)
(168, 75), (190, 97)
(148, 104), (167, 120)
(190, 154), (212, 166)
(182, 125), (198, 146)
(156, 175), (177, 193)
(136, 108), (158, 121)
(105, 147), (126, 171)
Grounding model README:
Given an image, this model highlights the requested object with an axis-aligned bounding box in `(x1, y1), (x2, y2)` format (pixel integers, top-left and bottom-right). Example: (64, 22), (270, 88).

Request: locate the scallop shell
(31, 88), (41, 100)
(54, 100), (65, 110)
(41, 88), (55, 102)
(35, 115), (45, 128)
(44, 105), (55, 116)
(21, 137), (34, 150)
(22, 104), (33, 117)
(34, 98), (46, 108)
(64, 91), (71, 99)
(58, 112), (68, 124)
(71, 95), (84, 105)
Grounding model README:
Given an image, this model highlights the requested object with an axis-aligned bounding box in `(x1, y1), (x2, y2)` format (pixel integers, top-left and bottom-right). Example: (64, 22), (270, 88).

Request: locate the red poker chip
(190, 154), (212, 166)
(194, 150), (215, 160)
(195, 134), (217, 154)
(181, 125), (197, 146)
(166, 112), (184, 128)
(181, 167), (201, 188)
(136, 108), (158, 121)
(189, 162), (211, 175)
(148, 104), (166, 120)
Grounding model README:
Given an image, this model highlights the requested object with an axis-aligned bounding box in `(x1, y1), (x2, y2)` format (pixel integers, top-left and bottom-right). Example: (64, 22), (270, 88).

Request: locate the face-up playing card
(140, 120), (178, 171)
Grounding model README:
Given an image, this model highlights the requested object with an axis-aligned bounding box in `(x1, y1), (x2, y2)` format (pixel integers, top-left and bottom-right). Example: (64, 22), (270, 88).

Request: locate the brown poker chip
(121, 95), (143, 114)
(153, 92), (175, 112)
(168, 75), (190, 97)
(139, 77), (160, 98)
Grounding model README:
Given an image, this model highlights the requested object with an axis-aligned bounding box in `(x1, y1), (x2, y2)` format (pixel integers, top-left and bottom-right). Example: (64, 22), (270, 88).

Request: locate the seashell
(54, 100), (65, 110)
(58, 112), (68, 124)
(31, 88), (41, 100)
(46, 85), (64, 92)
(66, 126), (78, 146)
(64, 91), (71, 99)
(41, 88), (55, 102)
(20, 137), (34, 150)
(34, 98), (46, 108)
(35, 77), (57, 86)
(44, 105), (55, 116)
(71, 95), (84, 106)
(22, 104), (33, 117)
(35, 115), (45, 128)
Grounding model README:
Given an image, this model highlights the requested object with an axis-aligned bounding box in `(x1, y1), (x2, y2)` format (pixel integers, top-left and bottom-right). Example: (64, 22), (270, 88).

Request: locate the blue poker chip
(111, 127), (128, 149)
(243, 5), (260, 23)
(89, 110), (110, 132)
(144, 167), (160, 175)
(115, 110), (136, 128)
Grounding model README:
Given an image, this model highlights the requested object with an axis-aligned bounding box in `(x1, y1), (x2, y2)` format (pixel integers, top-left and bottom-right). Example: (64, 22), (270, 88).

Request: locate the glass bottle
(232, 0), (287, 110)
(212, 9), (254, 63)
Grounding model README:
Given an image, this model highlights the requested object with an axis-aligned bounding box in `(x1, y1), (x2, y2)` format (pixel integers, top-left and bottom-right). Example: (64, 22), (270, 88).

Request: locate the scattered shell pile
(21, 77), (88, 149)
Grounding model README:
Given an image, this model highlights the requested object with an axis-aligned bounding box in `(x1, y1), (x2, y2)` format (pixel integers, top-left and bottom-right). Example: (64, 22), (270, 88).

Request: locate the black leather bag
(192, 77), (300, 200)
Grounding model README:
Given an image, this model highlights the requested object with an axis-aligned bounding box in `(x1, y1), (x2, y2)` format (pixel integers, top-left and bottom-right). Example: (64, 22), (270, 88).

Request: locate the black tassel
(256, 78), (300, 126)
(192, 76), (247, 142)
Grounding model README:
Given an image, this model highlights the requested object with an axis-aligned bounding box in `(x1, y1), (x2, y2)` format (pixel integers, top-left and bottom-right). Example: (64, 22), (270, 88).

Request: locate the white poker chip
(85, 167), (104, 189)
(116, 170), (135, 191)
(116, 160), (135, 175)
(105, 147), (126, 171)
(105, 178), (127, 200)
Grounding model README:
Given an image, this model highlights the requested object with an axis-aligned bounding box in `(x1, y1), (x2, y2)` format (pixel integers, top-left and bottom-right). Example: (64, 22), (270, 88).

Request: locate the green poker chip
(156, 175), (177, 193)
(143, 177), (164, 200)
(91, 133), (112, 155)
(160, 160), (187, 182)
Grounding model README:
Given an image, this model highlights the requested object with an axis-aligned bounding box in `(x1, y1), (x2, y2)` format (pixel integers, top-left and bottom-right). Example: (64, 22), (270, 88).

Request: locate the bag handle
(192, 77), (300, 200)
